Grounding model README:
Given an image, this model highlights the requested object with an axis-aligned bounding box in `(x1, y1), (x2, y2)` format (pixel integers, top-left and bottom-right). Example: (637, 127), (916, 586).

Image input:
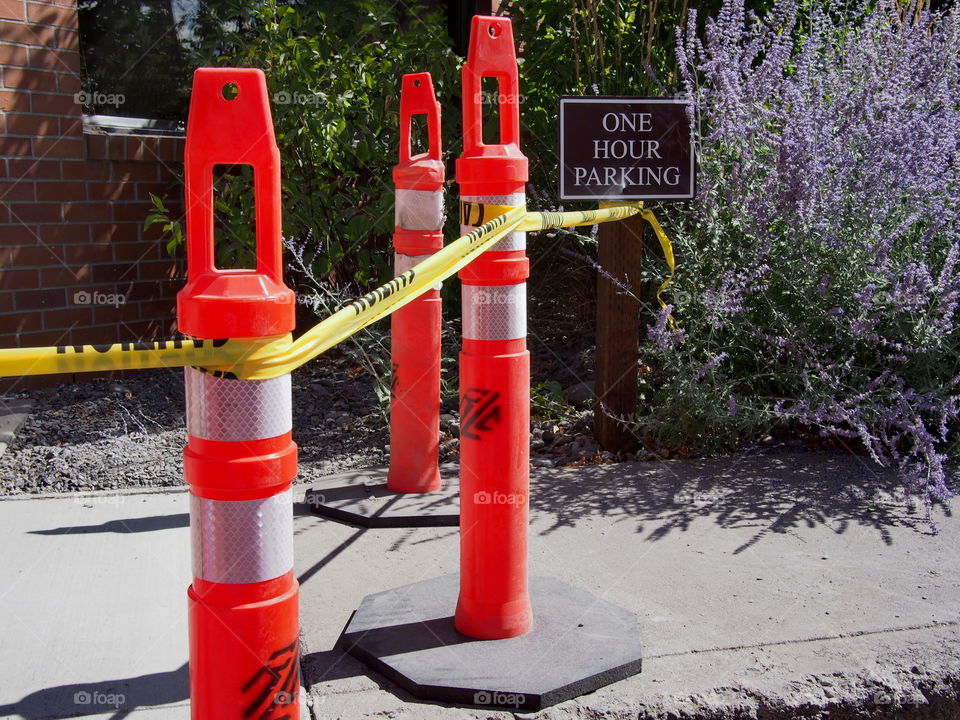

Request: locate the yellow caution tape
(0, 335), (292, 381)
(0, 201), (677, 381)
(640, 208), (678, 331)
(459, 201), (515, 226)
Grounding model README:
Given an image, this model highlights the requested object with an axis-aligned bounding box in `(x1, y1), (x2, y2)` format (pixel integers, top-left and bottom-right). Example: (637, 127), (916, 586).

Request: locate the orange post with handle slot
(388, 72), (445, 494)
(178, 68), (300, 720)
(455, 16), (532, 640)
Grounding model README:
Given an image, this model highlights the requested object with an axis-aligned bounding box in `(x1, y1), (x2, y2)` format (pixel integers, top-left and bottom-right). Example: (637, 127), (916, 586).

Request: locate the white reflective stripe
(185, 368), (292, 441)
(462, 284), (526, 340)
(395, 253), (441, 291)
(191, 489), (293, 584)
(394, 253), (432, 276)
(461, 193), (526, 252)
(396, 188), (444, 230)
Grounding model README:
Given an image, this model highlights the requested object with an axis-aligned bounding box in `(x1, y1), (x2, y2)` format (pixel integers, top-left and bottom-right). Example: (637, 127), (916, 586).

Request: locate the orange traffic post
(455, 15), (532, 639)
(387, 72), (445, 494)
(178, 68), (301, 719)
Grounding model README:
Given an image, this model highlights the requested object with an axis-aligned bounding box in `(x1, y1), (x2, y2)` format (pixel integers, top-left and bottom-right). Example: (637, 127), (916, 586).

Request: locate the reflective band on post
(394, 253), (433, 276)
(191, 489), (294, 584)
(185, 368), (292, 441)
(461, 194), (525, 252)
(463, 284), (526, 340)
(396, 188), (444, 231)
(395, 253), (441, 292)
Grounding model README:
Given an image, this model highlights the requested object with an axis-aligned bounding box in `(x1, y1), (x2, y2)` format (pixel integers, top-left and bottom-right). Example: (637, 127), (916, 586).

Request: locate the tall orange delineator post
(388, 72), (445, 494)
(455, 16), (533, 639)
(178, 68), (300, 720)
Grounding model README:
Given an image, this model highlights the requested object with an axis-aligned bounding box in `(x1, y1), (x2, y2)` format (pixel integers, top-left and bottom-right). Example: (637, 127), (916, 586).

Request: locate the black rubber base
(339, 574), (643, 711)
(304, 465), (459, 528)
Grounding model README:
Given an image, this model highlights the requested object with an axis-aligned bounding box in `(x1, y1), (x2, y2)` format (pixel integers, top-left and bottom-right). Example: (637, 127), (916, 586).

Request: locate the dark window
(77, 0), (194, 120)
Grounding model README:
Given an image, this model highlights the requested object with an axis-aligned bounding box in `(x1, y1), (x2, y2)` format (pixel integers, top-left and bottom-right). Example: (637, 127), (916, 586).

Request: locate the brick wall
(0, 0), (184, 390)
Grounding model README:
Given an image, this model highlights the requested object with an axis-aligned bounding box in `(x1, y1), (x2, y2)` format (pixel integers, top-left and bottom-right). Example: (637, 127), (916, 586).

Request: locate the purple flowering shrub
(633, 0), (960, 503)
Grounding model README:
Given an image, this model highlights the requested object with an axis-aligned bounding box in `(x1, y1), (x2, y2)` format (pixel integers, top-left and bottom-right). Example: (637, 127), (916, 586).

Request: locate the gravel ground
(0, 307), (624, 495)
(0, 349), (394, 494)
(0, 318), (873, 495)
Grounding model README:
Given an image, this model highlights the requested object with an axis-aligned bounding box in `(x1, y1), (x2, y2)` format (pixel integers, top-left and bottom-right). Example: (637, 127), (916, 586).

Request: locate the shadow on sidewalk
(29, 513), (189, 536)
(0, 662), (188, 719)
(529, 450), (953, 550)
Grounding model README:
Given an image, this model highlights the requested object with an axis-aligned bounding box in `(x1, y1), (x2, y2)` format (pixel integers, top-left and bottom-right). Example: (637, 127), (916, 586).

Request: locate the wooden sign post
(558, 97), (693, 452)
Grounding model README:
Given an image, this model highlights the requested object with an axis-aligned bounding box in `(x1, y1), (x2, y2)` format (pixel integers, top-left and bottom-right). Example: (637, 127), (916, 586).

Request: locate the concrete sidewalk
(0, 450), (957, 719)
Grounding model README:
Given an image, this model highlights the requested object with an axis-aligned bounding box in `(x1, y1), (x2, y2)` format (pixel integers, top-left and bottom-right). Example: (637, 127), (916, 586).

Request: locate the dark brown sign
(559, 97), (694, 201)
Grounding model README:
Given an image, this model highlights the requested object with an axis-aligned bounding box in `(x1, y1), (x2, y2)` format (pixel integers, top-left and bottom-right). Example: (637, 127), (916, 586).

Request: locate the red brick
(112, 162), (157, 182)
(17, 329), (82, 347)
(90, 303), (127, 324)
(0, 89), (16, 110)
(54, 26), (78, 50)
(0, 179), (34, 200)
(29, 46), (79, 72)
(35, 179), (79, 201)
(4, 110), (56, 135)
(0, 1), (26, 21)
(0, 135), (32, 155)
(137, 298), (175, 319)
(33, 135), (82, 158)
(0, 20), (54, 46)
(0, 43), (29, 66)
(157, 137), (184, 163)
(92, 222), (137, 243)
(8, 310), (43, 332)
(44, 306), (92, 329)
(92, 262), (136, 283)
(38, 222), (88, 243)
(2, 65), (57, 91)
(7, 157), (59, 179)
(135, 181), (169, 201)
(2, 224), (40, 245)
(112, 201), (151, 222)
(87, 180), (136, 201)
(7, 243), (63, 266)
(28, 90), (75, 114)
(7, 201), (60, 223)
(62, 200), (108, 222)
(112, 241), (157, 262)
(137, 259), (178, 280)
(105, 134), (127, 162)
(128, 137), (161, 162)
(84, 133), (106, 160)
(62, 159), (107, 180)
(125, 280), (163, 301)
(39, 263), (87, 285)
(64, 243), (110, 263)
(58, 115), (81, 136)
(0, 266), (37, 289)
(14, 286), (64, 310)
(27, 1), (77, 27)
(56, 70), (80, 94)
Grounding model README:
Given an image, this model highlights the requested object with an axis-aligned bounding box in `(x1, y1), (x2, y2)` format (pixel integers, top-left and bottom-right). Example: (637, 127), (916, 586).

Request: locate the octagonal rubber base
(304, 465), (459, 528)
(338, 574), (642, 711)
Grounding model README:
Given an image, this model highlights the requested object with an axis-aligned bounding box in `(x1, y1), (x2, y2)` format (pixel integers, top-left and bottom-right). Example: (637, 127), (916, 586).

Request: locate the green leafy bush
(183, 0), (460, 286)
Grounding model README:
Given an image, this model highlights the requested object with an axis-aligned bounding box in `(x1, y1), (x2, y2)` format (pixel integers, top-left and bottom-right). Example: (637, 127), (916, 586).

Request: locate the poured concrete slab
(296, 451), (960, 719)
(304, 465), (460, 527)
(339, 574), (642, 711)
